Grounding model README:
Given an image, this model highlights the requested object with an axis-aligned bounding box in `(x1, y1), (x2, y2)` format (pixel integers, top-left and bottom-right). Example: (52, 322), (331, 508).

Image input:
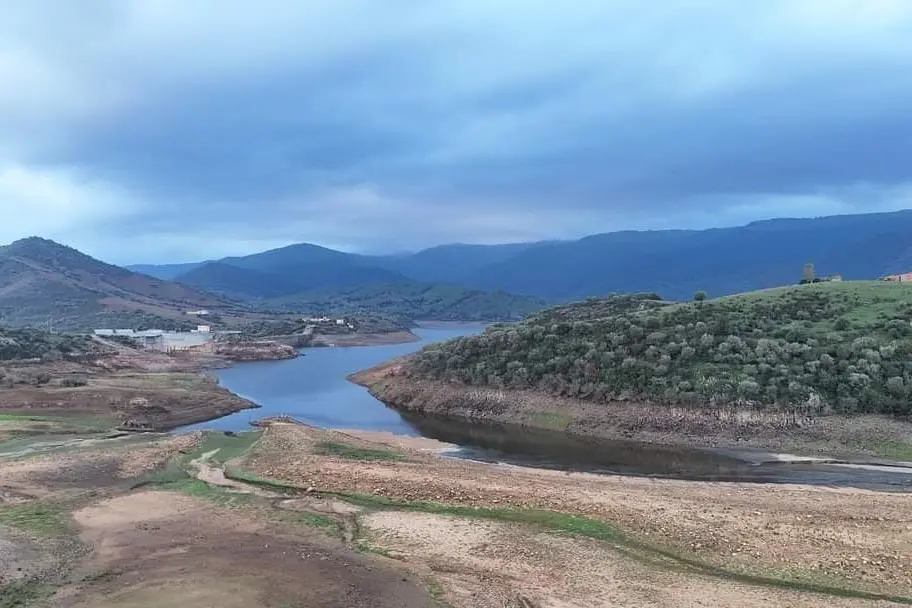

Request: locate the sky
(3, 0), (912, 264)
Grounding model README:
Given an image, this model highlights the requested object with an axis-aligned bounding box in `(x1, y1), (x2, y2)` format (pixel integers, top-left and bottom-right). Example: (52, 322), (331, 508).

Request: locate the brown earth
(351, 361), (912, 459)
(0, 432), (436, 607)
(2, 418), (912, 607)
(241, 423), (912, 607)
(0, 343), (257, 432)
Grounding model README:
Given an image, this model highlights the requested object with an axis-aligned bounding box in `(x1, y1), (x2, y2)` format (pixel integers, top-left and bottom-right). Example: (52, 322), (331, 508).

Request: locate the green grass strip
(315, 441), (406, 462)
(0, 502), (69, 537)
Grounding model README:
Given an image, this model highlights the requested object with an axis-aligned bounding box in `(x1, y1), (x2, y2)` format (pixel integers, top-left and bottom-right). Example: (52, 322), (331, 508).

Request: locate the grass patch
(0, 577), (51, 608)
(315, 441), (405, 462)
(870, 440), (912, 462)
(0, 502), (69, 537)
(530, 411), (572, 430)
(425, 578), (450, 608)
(185, 431), (262, 465)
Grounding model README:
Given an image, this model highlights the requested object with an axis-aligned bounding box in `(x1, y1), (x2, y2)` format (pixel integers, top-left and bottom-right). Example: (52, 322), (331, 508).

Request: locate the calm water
(182, 326), (912, 490)
(182, 326), (480, 433)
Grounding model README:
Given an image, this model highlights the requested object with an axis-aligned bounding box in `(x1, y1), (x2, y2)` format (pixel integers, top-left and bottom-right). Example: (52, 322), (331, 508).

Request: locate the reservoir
(183, 326), (481, 433)
(185, 326), (912, 491)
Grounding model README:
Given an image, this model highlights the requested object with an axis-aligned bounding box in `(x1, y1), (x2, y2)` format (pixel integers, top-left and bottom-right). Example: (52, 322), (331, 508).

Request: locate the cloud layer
(2, 0), (912, 262)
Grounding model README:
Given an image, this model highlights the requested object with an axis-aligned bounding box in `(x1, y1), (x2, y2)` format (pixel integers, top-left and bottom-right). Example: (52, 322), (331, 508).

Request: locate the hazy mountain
(371, 242), (554, 283)
(0, 237), (235, 330)
(128, 262), (204, 280)
(174, 242), (409, 297)
(131, 210), (912, 305)
(464, 211), (912, 300)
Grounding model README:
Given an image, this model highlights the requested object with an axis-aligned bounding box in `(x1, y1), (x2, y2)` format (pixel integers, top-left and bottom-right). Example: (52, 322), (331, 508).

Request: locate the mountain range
(133, 209), (912, 302)
(1, 209), (909, 331)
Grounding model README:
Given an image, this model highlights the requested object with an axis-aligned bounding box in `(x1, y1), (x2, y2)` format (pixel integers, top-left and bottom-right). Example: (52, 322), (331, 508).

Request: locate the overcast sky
(3, 0), (912, 263)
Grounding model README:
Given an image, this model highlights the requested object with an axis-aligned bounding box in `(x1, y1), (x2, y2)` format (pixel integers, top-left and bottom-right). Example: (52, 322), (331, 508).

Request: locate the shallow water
(182, 326), (912, 491)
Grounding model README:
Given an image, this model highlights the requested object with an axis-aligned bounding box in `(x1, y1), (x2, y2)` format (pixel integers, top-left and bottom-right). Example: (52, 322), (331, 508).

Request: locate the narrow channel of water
(182, 326), (912, 491)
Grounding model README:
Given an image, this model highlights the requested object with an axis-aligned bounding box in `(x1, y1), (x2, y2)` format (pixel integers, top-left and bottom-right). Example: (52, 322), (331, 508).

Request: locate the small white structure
(336, 319), (346, 326)
(186, 309), (210, 316)
(193, 325), (211, 333)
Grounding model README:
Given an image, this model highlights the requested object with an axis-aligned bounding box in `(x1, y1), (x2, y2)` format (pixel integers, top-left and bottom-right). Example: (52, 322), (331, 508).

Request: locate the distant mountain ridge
(0, 237), (236, 330)
(131, 209), (912, 302)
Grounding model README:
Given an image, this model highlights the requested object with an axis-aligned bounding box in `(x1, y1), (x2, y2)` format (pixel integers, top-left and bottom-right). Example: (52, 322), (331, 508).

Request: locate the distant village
(94, 309), (354, 352)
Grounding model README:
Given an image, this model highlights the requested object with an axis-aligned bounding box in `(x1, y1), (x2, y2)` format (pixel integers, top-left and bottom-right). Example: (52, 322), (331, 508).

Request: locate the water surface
(183, 326), (479, 433)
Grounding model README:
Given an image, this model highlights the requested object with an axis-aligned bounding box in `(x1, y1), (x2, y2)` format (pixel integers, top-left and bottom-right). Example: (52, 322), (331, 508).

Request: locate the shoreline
(350, 361), (912, 461)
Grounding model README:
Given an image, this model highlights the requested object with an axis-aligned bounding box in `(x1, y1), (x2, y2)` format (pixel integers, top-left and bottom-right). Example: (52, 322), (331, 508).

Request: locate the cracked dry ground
(241, 423), (912, 608)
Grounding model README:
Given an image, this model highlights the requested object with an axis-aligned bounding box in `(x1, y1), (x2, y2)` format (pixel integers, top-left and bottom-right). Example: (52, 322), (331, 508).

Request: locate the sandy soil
(361, 511), (898, 608)
(0, 430), (437, 607)
(67, 491), (431, 608)
(243, 424), (912, 604)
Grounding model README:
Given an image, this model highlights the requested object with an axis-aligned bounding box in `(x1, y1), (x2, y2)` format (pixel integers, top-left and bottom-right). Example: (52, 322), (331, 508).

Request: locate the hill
(265, 283), (545, 322)
(0, 326), (107, 361)
(166, 244), (545, 322)
(371, 242), (554, 284)
(406, 282), (912, 415)
(0, 237), (237, 330)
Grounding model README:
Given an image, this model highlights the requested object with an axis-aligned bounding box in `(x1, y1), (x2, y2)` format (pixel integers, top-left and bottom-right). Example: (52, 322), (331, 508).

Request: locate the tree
(693, 290), (708, 302)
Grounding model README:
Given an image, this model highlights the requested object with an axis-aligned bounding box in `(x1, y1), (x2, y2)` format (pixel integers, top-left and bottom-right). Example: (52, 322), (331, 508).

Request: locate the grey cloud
(2, 1), (912, 262)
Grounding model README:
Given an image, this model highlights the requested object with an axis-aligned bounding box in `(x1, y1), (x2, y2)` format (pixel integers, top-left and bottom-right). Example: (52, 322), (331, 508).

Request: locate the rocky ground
(239, 423), (912, 607)
(2, 417), (910, 607)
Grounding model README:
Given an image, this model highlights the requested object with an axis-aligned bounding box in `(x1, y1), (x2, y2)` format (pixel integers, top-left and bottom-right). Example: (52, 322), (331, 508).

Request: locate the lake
(182, 326), (481, 433)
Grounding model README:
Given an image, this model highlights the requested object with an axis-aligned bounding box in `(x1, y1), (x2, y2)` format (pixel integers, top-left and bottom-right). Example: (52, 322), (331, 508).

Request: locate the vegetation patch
(189, 431), (262, 464)
(0, 577), (51, 608)
(410, 283), (912, 417)
(0, 502), (69, 537)
(315, 441), (406, 462)
(870, 440), (912, 462)
(530, 411), (572, 430)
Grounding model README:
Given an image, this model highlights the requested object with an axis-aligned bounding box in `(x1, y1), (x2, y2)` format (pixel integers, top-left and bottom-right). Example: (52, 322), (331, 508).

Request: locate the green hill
(408, 282), (912, 416)
(265, 283), (545, 322)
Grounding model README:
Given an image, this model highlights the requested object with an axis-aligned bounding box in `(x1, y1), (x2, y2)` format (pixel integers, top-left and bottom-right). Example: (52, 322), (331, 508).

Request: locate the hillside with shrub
(0, 326), (107, 362)
(407, 282), (912, 416)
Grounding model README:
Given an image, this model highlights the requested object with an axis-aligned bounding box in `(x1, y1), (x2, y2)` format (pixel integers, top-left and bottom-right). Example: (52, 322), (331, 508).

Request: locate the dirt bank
(351, 361), (912, 459)
(0, 347), (258, 433)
